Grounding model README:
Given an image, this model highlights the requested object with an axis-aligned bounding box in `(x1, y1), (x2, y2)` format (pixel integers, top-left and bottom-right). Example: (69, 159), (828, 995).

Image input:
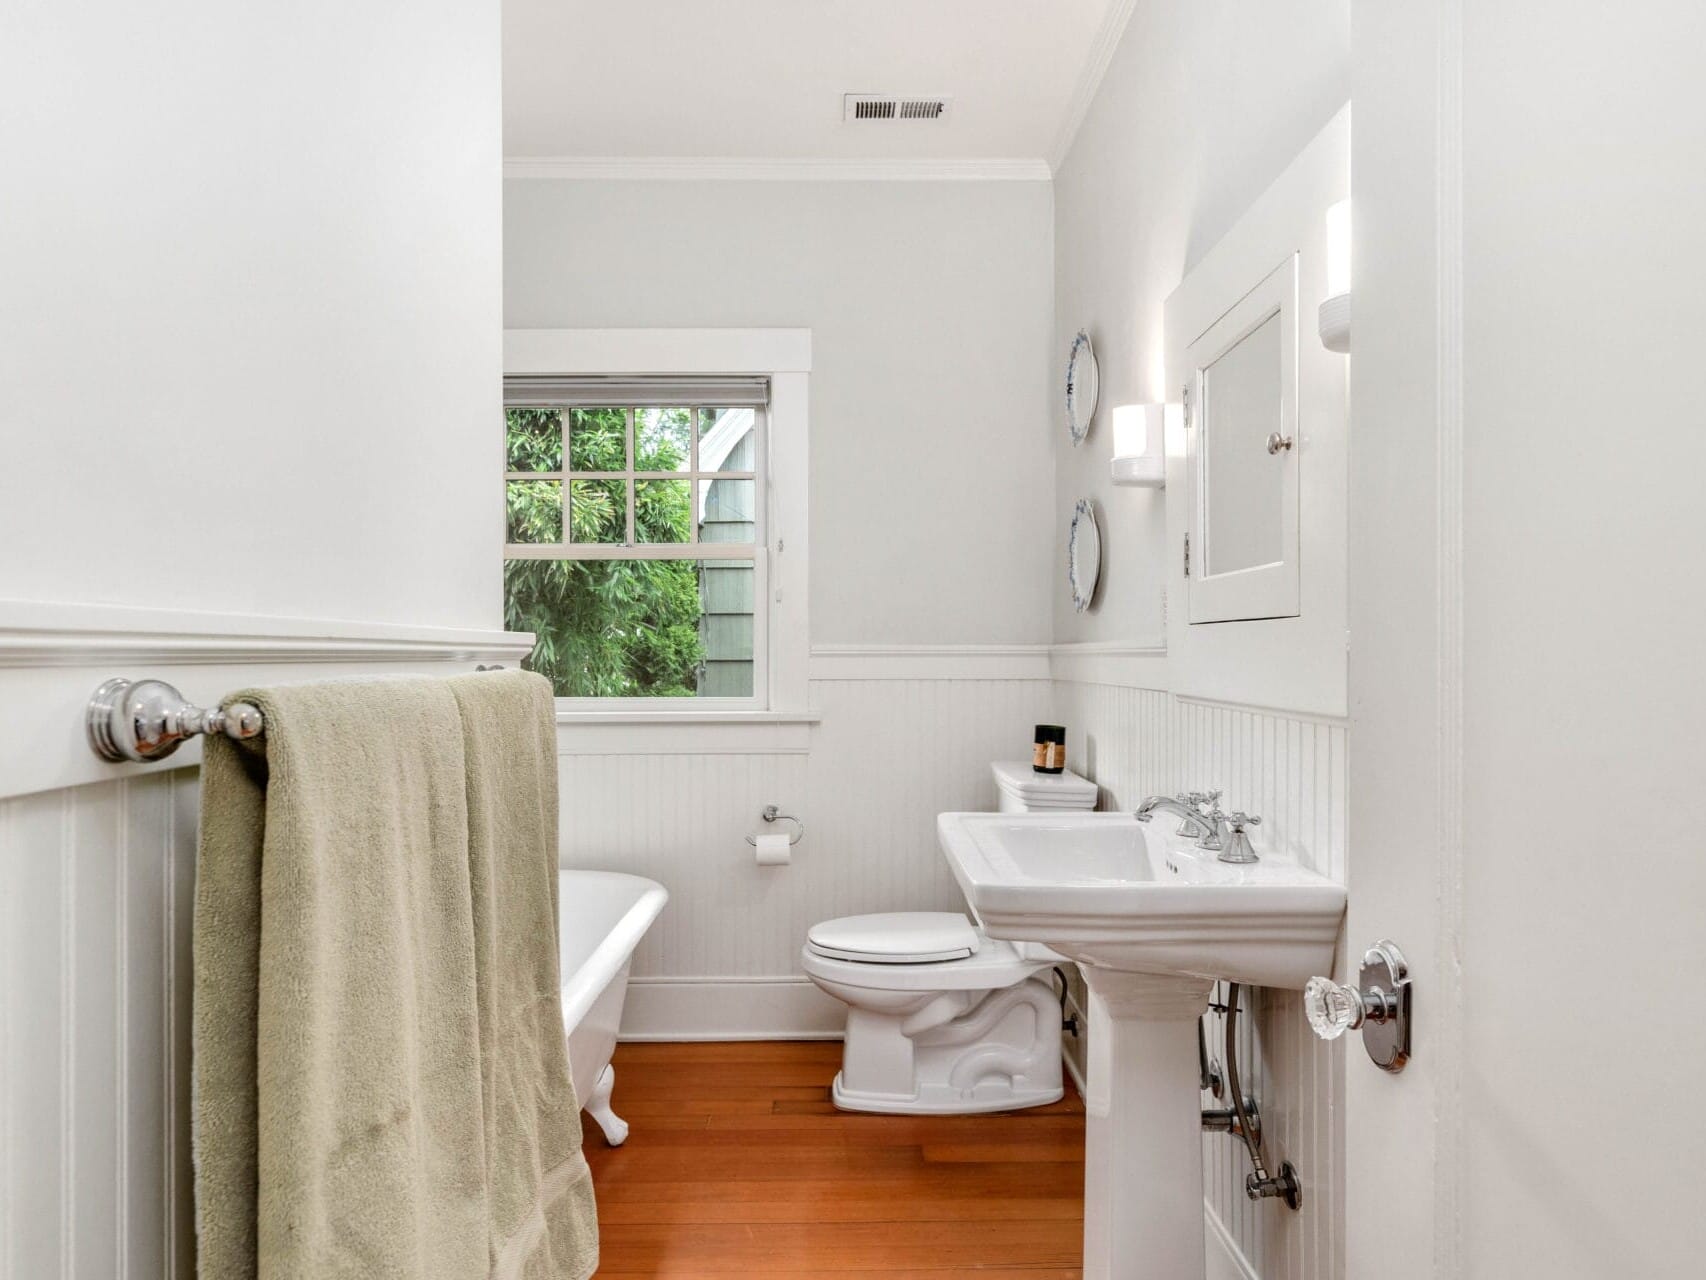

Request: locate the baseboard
(620, 977), (846, 1041)
(1062, 1040), (1087, 1098)
(1205, 1201), (1261, 1280)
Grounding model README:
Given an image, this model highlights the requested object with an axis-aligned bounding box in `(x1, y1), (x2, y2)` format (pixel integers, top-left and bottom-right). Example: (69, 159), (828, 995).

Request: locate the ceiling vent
(843, 94), (952, 123)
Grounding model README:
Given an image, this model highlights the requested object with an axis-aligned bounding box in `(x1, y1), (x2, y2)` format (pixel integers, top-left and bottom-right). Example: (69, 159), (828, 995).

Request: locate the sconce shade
(1110, 403), (1165, 488)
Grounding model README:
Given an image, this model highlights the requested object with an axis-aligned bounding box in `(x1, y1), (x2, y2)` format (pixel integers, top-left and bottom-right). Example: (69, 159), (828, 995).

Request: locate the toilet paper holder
(745, 805), (805, 847)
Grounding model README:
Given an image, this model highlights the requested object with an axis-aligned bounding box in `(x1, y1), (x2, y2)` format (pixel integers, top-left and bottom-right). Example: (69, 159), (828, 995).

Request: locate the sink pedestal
(1080, 967), (1214, 1280)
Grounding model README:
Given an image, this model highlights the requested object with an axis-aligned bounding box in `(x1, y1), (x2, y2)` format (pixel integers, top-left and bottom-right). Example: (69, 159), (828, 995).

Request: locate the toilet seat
(806, 911), (980, 964)
(802, 932), (1046, 993)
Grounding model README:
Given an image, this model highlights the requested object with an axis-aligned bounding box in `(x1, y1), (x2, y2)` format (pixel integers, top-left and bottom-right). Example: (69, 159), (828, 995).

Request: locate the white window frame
(503, 329), (812, 722)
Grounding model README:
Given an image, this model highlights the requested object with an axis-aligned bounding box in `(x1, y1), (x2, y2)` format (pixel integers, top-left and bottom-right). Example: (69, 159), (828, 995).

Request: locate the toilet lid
(806, 912), (980, 964)
(991, 760), (1097, 801)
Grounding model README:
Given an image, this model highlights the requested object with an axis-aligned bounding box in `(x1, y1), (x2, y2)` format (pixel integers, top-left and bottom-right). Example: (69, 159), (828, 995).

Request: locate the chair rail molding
(0, 600), (533, 800)
(1047, 640), (1169, 690)
(809, 644), (1052, 682)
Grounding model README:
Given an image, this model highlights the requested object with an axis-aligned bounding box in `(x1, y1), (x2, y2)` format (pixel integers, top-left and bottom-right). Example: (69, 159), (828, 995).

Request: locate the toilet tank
(989, 760), (1098, 813)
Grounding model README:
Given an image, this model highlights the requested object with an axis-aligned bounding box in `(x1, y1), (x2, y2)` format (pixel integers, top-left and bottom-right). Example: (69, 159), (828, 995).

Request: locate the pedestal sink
(935, 811), (1345, 1280)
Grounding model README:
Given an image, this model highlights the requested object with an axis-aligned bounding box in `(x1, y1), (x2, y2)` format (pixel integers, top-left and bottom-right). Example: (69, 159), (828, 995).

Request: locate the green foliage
(503, 408), (706, 697)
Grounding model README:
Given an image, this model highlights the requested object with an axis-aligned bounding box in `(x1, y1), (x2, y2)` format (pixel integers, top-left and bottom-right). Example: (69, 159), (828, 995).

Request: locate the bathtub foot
(585, 1064), (629, 1146)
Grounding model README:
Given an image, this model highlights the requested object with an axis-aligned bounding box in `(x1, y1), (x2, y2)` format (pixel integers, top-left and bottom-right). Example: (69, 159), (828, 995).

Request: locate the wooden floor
(582, 1041), (1086, 1277)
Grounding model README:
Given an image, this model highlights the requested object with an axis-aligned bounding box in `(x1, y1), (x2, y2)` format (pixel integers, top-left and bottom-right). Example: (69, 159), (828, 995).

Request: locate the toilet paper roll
(754, 832), (792, 866)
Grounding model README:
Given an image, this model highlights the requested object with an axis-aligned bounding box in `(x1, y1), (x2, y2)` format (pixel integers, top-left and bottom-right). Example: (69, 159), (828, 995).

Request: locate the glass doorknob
(1302, 940), (1412, 1073)
(1303, 975), (1362, 1039)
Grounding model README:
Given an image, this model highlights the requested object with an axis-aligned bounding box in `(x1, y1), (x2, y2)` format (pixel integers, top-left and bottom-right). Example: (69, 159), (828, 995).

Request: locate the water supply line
(1052, 966), (1081, 1038)
(1203, 983), (1302, 1210)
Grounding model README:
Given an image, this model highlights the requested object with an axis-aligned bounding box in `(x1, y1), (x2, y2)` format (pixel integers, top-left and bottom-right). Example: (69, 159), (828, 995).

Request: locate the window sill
(552, 708), (819, 756)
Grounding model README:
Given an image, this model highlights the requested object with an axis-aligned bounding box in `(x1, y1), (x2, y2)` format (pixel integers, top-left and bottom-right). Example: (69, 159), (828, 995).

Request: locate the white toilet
(801, 761), (1098, 1114)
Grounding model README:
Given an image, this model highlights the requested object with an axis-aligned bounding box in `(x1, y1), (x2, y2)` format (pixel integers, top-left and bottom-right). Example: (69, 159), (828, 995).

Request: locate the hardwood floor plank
(597, 1195), (1084, 1226)
(596, 1271), (1083, 1279)
(586, 1041), (1086, 1276)
(614, 1041), (844, 1065)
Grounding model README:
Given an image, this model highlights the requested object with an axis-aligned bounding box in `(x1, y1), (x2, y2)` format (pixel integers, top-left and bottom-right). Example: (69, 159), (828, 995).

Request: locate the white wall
(1052, 0), (1350, 644)
(503, 178), (1056, 645)
(0, 4), (509, 1274)
(1049, 5), (1351, 1277)
(0, 1), (503, 631)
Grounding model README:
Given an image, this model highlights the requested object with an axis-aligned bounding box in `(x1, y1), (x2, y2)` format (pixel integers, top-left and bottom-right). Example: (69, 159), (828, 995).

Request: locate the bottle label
(1033, 742), (1066, 770)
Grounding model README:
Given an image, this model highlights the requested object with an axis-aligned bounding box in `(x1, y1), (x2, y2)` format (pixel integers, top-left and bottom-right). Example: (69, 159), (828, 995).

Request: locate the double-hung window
(503, 375), (769, 703)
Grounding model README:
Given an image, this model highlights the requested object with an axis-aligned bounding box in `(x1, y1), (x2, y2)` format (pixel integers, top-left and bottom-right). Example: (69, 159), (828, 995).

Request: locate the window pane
(698, 407), (756, 471)
(698, 478), (756, 544)
(635, 407), (692, 472)
(635, 479), (692, 543)
(568, 478), (627, 544)
(699, 559), (755, 697)
(506, 408), (562, 472)
(567, 408), (627, 472)
(503, 558), (755, 699)
(506, 480), (561, 543)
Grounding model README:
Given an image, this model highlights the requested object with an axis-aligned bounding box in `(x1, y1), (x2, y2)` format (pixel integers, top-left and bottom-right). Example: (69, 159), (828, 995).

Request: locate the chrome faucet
(1134, 791), (1218, 841)
(1136, 791), (1265, 864)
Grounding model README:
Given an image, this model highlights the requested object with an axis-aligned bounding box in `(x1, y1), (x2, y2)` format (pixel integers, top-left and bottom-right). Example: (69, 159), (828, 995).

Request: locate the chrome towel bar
(87, 667), (507, 763)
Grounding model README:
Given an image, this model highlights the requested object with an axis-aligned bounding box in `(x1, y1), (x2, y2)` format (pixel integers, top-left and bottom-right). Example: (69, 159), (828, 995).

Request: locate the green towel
(194, 672), (596, 1280)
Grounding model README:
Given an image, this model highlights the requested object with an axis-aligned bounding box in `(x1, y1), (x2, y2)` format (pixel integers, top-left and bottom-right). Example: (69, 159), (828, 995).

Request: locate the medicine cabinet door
(1184, 254), (1301, 624)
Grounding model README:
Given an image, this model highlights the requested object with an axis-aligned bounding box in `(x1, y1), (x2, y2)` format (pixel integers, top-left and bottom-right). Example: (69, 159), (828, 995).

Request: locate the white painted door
(1351, 4), (1706, 1277)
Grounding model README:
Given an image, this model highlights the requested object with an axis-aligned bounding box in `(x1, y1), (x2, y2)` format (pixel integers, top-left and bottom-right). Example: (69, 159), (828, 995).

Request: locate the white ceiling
(502, 0), (1127, 170)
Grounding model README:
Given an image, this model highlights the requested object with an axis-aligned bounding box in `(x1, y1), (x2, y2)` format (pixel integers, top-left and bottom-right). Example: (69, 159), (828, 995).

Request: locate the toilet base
(818, 972), (1067, 1116)
(830, 1069), (1064, 1116)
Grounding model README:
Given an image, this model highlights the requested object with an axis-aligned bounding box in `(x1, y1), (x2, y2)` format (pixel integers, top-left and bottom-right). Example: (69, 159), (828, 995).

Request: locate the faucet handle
(1195, 801), (1228, 851)
(1217, 812), (1261, 864)
(1182, 789), (1221, 810)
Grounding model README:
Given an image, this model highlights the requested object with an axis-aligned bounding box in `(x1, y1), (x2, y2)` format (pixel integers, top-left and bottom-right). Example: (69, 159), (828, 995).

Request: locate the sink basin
(937, 811), (1345, 992)
(938, 809), (1347, 1279)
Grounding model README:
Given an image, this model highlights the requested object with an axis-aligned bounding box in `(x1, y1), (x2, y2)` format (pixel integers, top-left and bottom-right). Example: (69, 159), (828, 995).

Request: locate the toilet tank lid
(806, 912), (980, 964)
(991, 760), (1097, 797)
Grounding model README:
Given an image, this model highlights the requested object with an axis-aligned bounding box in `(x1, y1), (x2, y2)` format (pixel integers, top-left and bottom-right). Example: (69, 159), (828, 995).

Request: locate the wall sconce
(1109, 404), (1165, 488)
(1318, 198), (1351, 353)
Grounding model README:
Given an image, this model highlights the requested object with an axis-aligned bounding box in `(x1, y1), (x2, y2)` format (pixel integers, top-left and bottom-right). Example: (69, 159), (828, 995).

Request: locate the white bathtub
(557, 870), (668, 1146)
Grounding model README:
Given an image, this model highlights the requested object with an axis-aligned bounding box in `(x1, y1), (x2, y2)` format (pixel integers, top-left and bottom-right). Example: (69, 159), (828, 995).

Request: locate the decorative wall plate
(1068, 498), (1101, 613)
(1066, 329), (1099, 444)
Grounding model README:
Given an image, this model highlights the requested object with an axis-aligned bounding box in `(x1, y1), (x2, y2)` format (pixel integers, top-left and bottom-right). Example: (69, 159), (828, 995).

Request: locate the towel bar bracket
(87, 677), (263, 763)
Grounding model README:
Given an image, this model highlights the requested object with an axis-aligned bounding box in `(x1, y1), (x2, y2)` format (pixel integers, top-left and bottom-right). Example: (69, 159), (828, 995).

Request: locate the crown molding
(1047, 0), (1139, 173)
(503, 156), (1052, 183)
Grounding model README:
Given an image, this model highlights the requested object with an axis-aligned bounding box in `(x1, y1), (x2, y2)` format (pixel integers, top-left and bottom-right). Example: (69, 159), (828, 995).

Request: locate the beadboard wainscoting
(559, 658), (1055, 1040)
(1052, 676), (1348, 1280)
(1, 771), (199, 1280)
(0, 603), (532, 1279)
